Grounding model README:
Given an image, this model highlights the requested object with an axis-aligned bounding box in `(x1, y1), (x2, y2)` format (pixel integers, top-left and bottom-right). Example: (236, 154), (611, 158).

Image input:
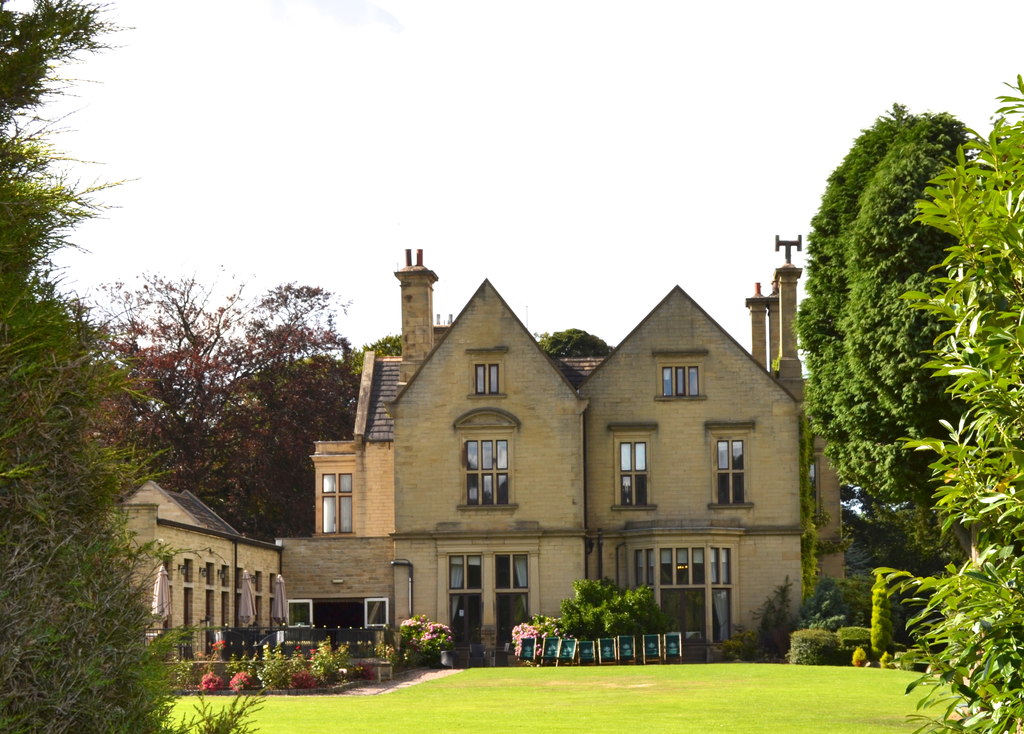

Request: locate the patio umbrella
(238, 570), (257, 626)
(152, 565), (171, 623)
(270, 574), (288, 626)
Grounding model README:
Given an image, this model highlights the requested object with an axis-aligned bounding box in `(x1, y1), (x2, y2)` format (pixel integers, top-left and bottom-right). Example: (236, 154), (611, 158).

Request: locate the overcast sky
(42, 0), (1024, 351)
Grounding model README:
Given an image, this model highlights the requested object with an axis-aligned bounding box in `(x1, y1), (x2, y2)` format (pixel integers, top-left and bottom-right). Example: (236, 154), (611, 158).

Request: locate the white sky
(44, 0), (1024, 351)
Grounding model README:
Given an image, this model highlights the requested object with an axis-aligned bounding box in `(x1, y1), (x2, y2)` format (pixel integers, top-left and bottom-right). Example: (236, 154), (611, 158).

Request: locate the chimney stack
(395, 251), (439, 385)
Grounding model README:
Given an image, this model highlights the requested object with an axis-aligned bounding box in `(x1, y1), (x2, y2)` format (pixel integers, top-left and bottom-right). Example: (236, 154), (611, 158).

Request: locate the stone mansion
(126, 245), (841, 653)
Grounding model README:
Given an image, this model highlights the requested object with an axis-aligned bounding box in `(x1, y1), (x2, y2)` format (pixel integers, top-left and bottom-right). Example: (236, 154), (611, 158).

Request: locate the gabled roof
(125, 480), (239, 534)
(579, 285), (799, 401)
(393, 279), (584, 404)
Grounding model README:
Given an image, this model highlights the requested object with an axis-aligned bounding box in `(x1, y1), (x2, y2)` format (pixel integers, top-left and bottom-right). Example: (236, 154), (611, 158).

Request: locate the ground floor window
(365, 597), (388, 628)
(657, 545), (733, 643)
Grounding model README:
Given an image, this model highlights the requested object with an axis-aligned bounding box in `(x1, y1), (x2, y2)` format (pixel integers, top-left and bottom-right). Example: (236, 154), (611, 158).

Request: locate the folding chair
(577, 640), (596, 665)
(617, 635), (636, 663)
(597, 637), (617, 664)
(557, 638), (577, 665)
(541, 636), (560, 664)
(518, 636), (538, 662)
(642, 634), (662, 663)
(664, 632), (682, 663)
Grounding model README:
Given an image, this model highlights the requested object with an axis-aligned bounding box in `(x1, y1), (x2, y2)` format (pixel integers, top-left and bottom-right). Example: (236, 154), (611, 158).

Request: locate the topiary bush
(852, 646), (868, 667)
(788, 629), (844, 665)
(870, 574), (893, 659)
(837, 626), (871, 651)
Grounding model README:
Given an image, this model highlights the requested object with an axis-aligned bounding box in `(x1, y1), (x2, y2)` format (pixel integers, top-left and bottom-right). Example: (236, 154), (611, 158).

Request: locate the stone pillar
(394, 249), (438, 385)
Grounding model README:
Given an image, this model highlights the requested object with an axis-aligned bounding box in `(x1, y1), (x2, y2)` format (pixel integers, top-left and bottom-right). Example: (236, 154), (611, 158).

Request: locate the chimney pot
(416, 249), (423, 267)
(405, 249), (412, 267)
(754, 282), (762, 297)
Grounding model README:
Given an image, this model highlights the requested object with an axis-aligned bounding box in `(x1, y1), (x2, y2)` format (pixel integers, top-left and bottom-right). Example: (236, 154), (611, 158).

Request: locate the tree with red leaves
(98, 274), (358, 539)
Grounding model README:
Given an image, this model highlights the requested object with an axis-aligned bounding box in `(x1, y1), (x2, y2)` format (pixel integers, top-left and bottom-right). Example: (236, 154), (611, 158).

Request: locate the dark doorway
(313, 600), (363, 628)
(449, 593), (482, 644)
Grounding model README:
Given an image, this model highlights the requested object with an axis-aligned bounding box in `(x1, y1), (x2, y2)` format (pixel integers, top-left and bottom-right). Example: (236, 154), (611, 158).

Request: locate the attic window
(474, 363), (500, 395)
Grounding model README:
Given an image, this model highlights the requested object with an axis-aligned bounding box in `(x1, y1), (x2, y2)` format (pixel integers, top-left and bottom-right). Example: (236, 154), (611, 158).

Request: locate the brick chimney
(395, 249), (438, 385)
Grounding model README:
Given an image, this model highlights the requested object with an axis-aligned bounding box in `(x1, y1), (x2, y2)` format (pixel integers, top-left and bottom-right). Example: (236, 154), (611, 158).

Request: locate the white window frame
(364, 597), (389, 628)
(288, 599), (313, 626)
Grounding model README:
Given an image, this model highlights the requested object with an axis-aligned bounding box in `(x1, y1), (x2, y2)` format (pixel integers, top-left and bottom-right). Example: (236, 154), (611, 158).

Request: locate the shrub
(229, 672), (256, 692)
(290, 670), (318, 689)
(258, 645), (294, 690)
(852, 646), (868, 667)
(836, 626), (871, 650)
(174, 695), (264, 734)
(559, 578), (672, 639)
(227, 653), (260, 680)
(799, 577), (850, 631)
(399, 615), (455, 667)
(754, 578), (796, 658)
(788, 629), (843, 666)
(512, 615), (563, 658)
(309, 639), (350, 685)
(199, 672), (226, 692)
(721, 629), (759, 661)
(879, 651), (894, 669)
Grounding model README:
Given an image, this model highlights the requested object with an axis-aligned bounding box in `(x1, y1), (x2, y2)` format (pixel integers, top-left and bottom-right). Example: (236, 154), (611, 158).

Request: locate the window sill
(707, 502), (754, 510)
(467, 392), (507, 399)
(654, 395), (706, 402)
(611, 504), (659, 511)
(457, 503), (519, 511)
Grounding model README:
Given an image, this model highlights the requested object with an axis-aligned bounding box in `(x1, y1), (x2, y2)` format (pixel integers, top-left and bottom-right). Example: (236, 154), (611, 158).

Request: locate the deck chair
(577, 640), (596, 665)
(557, 638), (577, 665)
(541, 636), (560, 664)
(663, 632), (682, 663)
(597, 637), (617, 664)
(617, 635), (636, 663)
(642, 634), (662, 663)
(518, 636), (538, 662)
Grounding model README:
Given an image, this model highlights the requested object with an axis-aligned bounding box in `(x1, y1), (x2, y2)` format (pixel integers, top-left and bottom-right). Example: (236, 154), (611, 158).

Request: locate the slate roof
(364, 357), (400, 442)
(167, 489), (240, 535)
(556, 357), (605, 388)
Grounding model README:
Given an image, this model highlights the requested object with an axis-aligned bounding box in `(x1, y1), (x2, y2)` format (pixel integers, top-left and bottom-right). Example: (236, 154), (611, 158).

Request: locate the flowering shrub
(400, 615), (454, 667)
(258, 645), (295, 690)
(512, 615), (563, 658)
(229, 671), (256, 692)
(309, 640), (350, 686)
(290, 669), (318, 689)
(199, 672), (225, 692)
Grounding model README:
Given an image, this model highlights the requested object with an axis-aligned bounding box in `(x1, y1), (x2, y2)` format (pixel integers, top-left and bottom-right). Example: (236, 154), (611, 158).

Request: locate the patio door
(449, 593), (482, 644)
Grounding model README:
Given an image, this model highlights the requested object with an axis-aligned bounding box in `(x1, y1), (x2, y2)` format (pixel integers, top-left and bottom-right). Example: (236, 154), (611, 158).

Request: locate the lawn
(173, 664), (935, 734)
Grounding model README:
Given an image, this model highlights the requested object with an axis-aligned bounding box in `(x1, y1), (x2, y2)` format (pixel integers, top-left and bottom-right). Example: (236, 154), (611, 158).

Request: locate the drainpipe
(390, 559), (413, 619)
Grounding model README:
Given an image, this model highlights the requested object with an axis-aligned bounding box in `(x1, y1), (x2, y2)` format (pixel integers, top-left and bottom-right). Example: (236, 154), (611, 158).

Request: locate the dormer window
(475, 364), (500, 395)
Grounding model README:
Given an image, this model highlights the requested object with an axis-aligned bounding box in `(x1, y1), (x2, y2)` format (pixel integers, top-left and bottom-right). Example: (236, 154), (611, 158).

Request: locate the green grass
(173, 664), (934, 734)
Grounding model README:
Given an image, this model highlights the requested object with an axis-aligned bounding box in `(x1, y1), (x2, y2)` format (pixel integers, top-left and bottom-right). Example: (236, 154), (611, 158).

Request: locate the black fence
(147, 626), (398, 661)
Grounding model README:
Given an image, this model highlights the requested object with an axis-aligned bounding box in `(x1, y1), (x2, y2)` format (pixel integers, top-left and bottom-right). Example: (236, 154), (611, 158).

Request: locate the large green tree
(892, 76), (1024, 734)
(797, 106), (970, 570)
(0, 2), (169, 731)
(537, 328), (611, 358)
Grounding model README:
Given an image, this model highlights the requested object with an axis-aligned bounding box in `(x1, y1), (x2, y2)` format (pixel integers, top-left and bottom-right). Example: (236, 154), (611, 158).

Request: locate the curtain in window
(450, 557), (464, 589)
(513, 555), (528, 588)
(712, 588), (730, 643)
